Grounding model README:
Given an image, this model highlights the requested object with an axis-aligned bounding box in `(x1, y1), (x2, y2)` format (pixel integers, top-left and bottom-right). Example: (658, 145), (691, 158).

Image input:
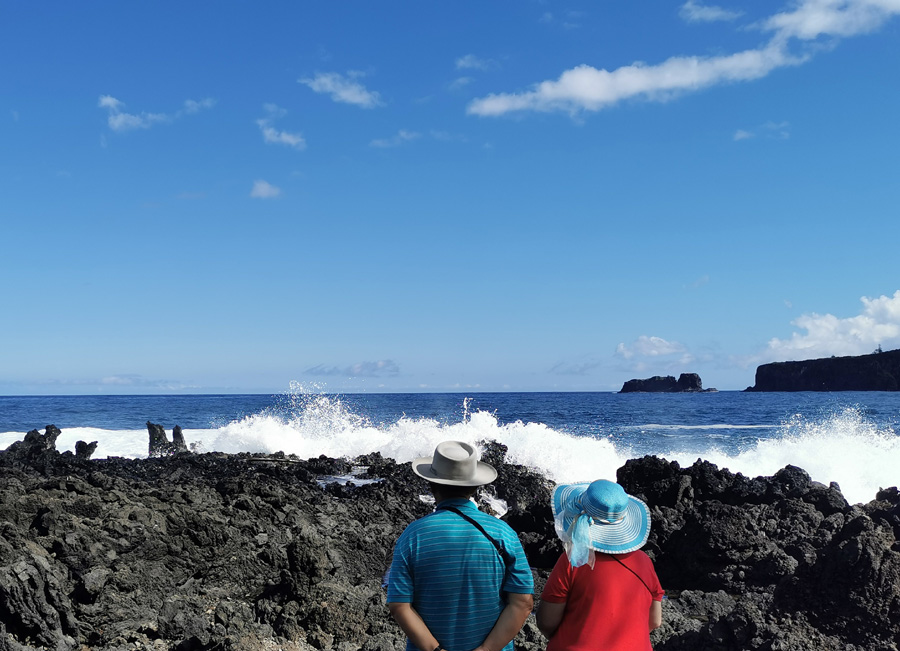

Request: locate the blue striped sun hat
(552, 480), (650, 562)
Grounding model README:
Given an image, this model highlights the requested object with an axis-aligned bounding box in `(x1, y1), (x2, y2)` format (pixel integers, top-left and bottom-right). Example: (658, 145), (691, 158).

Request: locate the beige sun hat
(412, 441), (498, 486)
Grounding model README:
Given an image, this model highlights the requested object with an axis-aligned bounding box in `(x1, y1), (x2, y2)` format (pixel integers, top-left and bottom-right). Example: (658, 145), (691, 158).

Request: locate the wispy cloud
(99, 96), (168, 131)
(370, 130), (421, 148)
(305, 360), (400, 377)
(468, 43), (798, 116)
(468, 0), (900, 117)
(429, 129), (467, 143)
(176, 191), (206, 200)
(539, 10), (586, 29)
(30, 374), (200, 391)
(449, 77), (474, 91)
(98, 95), (215, 132)
(733, 120), (791, 140)
(763, 0), (900, 40)
(688, 274), (711, 289)
(759, 290), (900, 362)
(299, 71), (383, 108)
(183, 98), (216, 114)
(456, 54), (499, 71)
(616, 336), (689, 360)
(256, 104), (306, 150)
(549, 357), (605, 376)
(250, 179), (281, 199)
(612, 336), (698, 378)
(101, 374), (175, 387)
(680, 0), (743, 23)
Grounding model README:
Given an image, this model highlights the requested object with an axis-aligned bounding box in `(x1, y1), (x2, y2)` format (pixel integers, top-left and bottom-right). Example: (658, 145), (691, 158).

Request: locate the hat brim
(552, 483), (650, 554)
(412, 457), (498, 486)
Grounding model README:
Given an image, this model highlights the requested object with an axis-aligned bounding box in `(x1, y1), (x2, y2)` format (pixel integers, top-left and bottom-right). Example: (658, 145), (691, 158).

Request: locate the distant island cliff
(747, 348), (900, 391)
(620, 373), (717, 393)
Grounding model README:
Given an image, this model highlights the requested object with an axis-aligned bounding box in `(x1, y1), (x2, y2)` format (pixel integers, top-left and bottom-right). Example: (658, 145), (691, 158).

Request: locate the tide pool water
(2, 387), (899, 505)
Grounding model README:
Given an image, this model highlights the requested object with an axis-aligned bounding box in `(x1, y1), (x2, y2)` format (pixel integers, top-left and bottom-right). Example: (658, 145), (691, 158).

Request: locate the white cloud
(468, 0), (900, 117)
(468, 42), (798, 116)
(97, 374), (200, 390)
(429, 129), (467, 142)
(99, 95), (169, 131)
(98, 95), (215, 131)
(306, 360), (400, 377)
(616, 336), (688, 360)
(98, 95), (124, 111)
(449, 76), (474, 90)
(456, 54), (499, 71)
(183, 98), (216, 114)
(548, 358), (605, 376)
(370, 130), (421, 148)
(680, 0), (744, 23)
(762, 290), (900, 361)
(250, 180), (281, 199)
(561, 10), (586, 29)
(763, 0), (900, 40)
(256, 104), (306, 150)
(734, 120), (791, 140)
(299, 71), (383, 108)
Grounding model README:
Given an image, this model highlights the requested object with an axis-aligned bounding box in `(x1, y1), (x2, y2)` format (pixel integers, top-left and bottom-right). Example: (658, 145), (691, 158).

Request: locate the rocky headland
(747, 348), (900, 391)
(620, 373), (716, 393)
(2, 424), (899, 650)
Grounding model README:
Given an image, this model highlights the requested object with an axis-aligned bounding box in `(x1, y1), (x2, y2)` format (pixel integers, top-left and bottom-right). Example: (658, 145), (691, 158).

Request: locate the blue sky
(3, 0), (900, 395)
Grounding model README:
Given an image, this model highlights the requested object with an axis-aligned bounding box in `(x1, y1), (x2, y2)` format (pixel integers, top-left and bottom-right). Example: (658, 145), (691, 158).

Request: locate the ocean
(2, 386), (899, 506)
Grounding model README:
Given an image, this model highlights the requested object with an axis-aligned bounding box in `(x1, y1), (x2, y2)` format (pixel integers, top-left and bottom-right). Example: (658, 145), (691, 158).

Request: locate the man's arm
(536, 600), (566, 638)
(388, 602), (441, 651)
(649, 600), (662, 631)
(471, 592), (534, 651)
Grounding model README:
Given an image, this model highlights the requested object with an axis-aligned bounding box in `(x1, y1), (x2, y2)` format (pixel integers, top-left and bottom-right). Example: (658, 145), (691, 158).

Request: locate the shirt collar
(435, 497), (478, 510)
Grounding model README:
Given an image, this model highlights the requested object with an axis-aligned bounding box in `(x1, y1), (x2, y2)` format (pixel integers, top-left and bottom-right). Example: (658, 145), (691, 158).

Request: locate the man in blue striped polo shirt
(388, 441), (534, 651)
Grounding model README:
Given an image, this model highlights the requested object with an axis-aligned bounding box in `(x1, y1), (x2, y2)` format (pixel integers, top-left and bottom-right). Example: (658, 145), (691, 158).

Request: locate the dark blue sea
(2, 389), (899, 504)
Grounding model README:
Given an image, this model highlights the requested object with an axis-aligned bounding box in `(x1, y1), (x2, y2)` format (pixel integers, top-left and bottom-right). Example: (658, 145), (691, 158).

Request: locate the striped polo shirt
(387, 498), (534, 651)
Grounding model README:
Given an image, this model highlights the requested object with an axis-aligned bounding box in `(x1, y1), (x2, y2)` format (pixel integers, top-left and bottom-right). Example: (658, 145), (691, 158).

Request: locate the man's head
(412, 440), (497, 487)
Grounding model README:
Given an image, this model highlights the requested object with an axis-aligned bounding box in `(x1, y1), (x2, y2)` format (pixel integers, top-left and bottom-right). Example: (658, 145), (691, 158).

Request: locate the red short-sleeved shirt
(541, 550), (664, 651)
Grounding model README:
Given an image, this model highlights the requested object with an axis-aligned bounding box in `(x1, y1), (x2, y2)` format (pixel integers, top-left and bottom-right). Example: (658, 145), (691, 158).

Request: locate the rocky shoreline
(1, 426), (899, 651)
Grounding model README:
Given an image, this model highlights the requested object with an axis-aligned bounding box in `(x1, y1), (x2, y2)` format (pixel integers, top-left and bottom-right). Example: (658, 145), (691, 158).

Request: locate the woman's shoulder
(627, 549), (654, 561)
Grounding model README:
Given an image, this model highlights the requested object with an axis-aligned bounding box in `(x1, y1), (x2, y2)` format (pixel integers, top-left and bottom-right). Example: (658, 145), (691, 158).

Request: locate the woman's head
(552, 479), (650, 567)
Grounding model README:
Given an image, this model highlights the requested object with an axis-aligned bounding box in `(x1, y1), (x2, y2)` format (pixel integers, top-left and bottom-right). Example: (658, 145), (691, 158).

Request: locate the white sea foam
(637, 424), (771, 430)
(671, 407), (900, 505)
(2, 398), (896, 505)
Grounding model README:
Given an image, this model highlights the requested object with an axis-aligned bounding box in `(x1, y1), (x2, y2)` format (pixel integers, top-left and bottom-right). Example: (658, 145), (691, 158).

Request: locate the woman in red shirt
(537, 480), (664, 650)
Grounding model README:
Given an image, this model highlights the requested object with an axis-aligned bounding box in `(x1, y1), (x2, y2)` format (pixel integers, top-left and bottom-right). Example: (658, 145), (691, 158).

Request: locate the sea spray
(687, 406), (900, 505)
(3, 390), (898, 505)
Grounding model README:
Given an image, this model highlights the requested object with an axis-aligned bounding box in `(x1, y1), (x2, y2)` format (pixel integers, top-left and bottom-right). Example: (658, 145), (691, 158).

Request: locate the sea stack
(620, 373), (715, 393)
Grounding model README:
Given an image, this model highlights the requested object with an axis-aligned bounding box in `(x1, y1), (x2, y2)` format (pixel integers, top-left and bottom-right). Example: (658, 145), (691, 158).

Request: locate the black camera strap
(437, 505), (515, 569)
(605, 553), (653, 595)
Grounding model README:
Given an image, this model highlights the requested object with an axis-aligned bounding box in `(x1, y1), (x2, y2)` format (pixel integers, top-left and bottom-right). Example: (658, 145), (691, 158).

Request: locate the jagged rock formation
(747, 348), (900, 391)
(1, 427), (899, 650)
(620, 373), (715, 393)
(147, 421), (189, 456)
